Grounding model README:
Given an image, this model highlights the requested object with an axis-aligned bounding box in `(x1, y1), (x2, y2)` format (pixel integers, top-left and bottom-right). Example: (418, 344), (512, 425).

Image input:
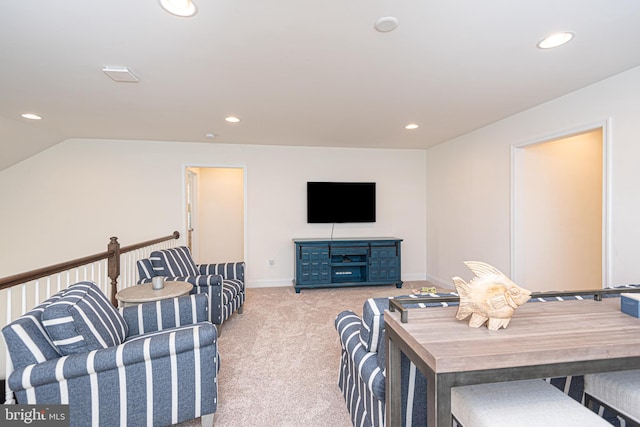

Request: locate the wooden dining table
(384, 297), (640, 427)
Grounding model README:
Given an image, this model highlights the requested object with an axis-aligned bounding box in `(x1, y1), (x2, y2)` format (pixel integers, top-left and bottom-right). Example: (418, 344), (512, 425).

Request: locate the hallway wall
(0, 141), (427, 287)
(426, 65), (640, 287)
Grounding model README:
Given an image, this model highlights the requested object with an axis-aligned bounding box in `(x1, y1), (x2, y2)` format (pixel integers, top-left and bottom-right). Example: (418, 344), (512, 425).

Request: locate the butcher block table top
(384, 298), (640, 427)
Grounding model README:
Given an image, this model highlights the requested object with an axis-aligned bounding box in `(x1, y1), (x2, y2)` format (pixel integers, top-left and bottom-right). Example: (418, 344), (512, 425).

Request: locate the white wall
(0, 115), (64, 171)
(196, 167), (245, 263)
(0, 140), (427, 287)
(514, 130), (602, 291)
(426, 65), (640, 288)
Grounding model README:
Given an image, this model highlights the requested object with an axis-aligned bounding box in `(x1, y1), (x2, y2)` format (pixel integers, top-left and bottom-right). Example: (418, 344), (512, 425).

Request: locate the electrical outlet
(268, 259), (275, 268)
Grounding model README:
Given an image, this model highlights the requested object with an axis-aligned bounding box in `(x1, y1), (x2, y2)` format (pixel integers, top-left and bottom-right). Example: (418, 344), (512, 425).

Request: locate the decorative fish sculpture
(452, 261), (531, 330)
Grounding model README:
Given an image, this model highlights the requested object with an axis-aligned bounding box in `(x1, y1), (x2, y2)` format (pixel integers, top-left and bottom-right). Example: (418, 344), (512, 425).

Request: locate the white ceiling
(2, 1), (640, 170)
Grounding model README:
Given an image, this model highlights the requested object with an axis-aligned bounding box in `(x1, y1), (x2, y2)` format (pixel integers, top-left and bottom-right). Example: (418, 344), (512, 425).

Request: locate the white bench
(451, 379), (609, 427)
(585, 370), (640, 424)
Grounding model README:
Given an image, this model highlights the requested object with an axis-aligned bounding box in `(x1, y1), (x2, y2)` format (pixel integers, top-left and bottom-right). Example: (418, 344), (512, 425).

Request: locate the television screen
(307, 182), (376, 223)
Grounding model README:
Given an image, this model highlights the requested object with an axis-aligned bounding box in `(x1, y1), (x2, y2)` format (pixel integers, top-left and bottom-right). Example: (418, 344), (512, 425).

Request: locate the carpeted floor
(176, 281), (441, 427)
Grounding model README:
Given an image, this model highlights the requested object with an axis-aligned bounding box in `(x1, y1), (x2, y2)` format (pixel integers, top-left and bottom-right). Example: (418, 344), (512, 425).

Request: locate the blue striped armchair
(2, 281), (218, 427)
(137, 246), (245, 326)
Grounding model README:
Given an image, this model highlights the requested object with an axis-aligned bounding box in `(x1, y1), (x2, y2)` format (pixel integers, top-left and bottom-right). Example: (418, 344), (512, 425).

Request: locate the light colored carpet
(176, 281), (440, 427)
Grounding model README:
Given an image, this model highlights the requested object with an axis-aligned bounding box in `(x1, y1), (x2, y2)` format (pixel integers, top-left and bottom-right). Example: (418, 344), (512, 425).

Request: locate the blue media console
(293, 237), (403, 293)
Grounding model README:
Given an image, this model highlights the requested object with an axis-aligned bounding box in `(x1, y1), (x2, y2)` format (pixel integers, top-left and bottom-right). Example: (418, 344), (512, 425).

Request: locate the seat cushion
(42, 281), (128, 355)
(150, 246), (199, 276)
(452, 379), (610, 427)
(584, 370), (640, 422)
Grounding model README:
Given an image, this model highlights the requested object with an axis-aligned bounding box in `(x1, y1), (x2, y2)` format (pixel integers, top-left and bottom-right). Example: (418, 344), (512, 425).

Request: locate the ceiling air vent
(102, 67), (139, 83)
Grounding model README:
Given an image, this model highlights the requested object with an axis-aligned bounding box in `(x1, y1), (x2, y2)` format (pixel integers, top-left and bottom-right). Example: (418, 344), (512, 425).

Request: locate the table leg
(437, 375), (454, 427)
(428, 371), (454, 427)
(386, 333), (402, 427)
(427, 368), (436, 426)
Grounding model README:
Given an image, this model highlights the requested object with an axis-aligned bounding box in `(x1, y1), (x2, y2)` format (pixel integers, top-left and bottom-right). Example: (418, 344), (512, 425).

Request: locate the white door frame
(510, 118), (612, 288)
(186, 169), (199, 259)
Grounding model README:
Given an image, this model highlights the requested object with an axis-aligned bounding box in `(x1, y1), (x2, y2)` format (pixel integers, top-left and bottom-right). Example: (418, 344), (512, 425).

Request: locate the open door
(512, 128), (606, 291)
(185, 166), (245, 264)
(186, 169), (199, 258)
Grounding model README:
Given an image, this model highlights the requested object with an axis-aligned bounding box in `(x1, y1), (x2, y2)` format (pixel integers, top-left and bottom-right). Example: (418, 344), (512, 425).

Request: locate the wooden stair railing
(0, 231), (180, 306)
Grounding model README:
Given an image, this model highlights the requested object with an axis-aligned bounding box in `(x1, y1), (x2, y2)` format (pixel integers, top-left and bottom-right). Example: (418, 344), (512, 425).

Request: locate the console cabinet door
(298, 245), (330, 284)
(368, 245), (400, 281)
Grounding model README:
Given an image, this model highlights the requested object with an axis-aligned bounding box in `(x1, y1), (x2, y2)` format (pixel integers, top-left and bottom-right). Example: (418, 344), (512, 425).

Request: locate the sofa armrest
(336, 310), (363, 350)
(198, 262), (245, 282)
(336, 310), (386, 400)
(120, 294), (209, 336)
(8, 321), (217, 393)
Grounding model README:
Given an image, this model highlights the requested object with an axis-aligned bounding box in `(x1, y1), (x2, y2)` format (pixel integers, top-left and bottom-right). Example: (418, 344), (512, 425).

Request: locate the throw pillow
(42, 281), (128, 355)
(150, 246), (199, 276)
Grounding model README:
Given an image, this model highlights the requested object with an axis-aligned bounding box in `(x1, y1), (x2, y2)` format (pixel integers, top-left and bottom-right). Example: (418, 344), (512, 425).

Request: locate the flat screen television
(307, 182), (376, 223)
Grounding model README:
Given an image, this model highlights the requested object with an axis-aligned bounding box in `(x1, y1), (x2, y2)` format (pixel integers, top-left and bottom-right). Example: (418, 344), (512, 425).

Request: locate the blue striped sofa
(137, 246), (245, 326)
(335, 291), (638, 427)
(2, 281), (218, 427)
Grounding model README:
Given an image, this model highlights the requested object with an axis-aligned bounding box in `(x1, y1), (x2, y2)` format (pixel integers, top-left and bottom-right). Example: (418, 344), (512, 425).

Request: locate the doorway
(512, 127), (607, 291)
(185, 166), (246, 264)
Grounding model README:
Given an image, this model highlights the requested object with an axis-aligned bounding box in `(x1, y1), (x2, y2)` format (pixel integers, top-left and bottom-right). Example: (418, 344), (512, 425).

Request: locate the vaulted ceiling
(2, 1), (640, 171)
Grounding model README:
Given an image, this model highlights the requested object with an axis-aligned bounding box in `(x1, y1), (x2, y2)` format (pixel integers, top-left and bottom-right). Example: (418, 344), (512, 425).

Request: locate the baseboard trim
(247, 279), (293, 288)
(424, 274), (454, 289)
(401, 273), (430, 282)
(247, 274), (443, 289)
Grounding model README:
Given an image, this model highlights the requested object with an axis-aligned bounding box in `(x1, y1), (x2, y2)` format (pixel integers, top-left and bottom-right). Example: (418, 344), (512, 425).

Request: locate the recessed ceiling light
(205, 133), (216, 139)
(405, 123), (419, 130)
(374, 17), (399, 33)
(537, 32), (574, 49)
(225, 116), (240, 123)
(21, 113), (42, 120)
(159, 0), (197, 17)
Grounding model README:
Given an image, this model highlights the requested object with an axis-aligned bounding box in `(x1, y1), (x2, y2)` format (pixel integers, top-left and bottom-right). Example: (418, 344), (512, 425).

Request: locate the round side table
(115, 281), (192, 307)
